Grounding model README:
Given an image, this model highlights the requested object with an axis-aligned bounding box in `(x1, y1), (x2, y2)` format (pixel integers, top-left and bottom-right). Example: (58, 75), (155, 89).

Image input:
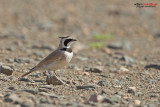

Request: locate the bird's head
(59, 36), (77, 48)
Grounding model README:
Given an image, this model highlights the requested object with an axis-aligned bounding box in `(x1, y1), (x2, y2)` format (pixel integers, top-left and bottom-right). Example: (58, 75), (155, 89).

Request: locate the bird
(21, 36), (77, 77)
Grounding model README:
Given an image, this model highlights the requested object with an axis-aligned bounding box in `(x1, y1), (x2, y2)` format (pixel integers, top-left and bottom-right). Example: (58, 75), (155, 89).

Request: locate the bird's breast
(64, 51), (73, 63)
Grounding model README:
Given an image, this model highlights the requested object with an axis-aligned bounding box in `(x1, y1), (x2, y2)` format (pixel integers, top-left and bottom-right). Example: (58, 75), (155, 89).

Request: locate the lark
(21, 36), (76, 77)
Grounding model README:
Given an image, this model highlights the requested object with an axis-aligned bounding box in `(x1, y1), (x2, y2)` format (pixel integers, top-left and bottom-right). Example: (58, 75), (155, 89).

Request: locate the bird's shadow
(145, 64), (160, 70)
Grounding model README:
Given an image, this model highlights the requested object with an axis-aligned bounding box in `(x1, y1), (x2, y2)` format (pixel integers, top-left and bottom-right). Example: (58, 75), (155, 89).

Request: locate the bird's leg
(48, 70), (54, 76)
(53, 70), (58, 77)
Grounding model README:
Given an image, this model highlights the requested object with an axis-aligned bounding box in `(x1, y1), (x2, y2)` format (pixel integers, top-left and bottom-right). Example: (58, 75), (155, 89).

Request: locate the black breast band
(60, 48), (72, 53)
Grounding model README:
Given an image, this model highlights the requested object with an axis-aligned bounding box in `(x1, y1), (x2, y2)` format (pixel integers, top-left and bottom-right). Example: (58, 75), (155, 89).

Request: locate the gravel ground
(0, 0), (160, 107)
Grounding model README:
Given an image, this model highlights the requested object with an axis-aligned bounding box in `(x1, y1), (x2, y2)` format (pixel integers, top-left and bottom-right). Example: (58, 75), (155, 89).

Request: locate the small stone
(128, 87), (136, 94)
(103, 97), (113, 104)
(82, 72), (90, 76)
(134, 100), (141, 105)
(97, 81), (109, 87)
(154, 33), (160, 38)
(85, 66), (103, 73)
(14, 58), (32, 64)
(39, 92), (58, 98)
(107, 41), (132, 50)
(76, 84), (99, 90)
(110, 67), (131, 74)
(136, 92), (143, 97)
(46, 75), (64, 85)
(110, 95), (121, 103)
(5, 94), (20, 102)
(76, 56), (88, 61)
(89, 94), (103, 103)
(21, 99), (34, 107)
(0, 65), (14, 76)
(39, 85), (53, 90)
(18, 78), (31, 82)
(120, 55), (135, 64)
(22, 89), (39, 94)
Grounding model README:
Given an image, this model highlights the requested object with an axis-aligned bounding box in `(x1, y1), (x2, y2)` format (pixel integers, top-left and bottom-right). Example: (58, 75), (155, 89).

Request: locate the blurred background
(0, 0), (160, 106)
(0, 0), (160, 70)
(0, 0), (159, 43)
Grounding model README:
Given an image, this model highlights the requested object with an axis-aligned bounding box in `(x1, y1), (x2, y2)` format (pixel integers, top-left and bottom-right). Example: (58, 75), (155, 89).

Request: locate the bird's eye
(64, 39), (72, 46)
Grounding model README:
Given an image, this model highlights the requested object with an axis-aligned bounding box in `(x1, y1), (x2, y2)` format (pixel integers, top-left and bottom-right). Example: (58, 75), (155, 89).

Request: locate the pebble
(89, 94), (103, 103)
(46, 75), (65, 85)
(110, 67), (130, 74)
(76, 56), (88, 61)
(136, 92), (143, 97)
(134, 100), (141, 105)
(5, 94), (20, 102)
(85, 66), (103, 73)
(14, 58), (32, 64)
(82, 72), (90, 76)
(128, 87), (136, 94)
(154, 33), (160, 38)
(107, 40), (132, 50)
(120, 55), (135, 64)
(22, 89), (39, 94)
(21, 99), (34, 107)
(97, 81), (109, 87)
(0, 65), (14, 76)
(18, 78), (31, 82)
(76, 84), (99, 90)
(110, 95), (121, 103)
(39, 92), (58, 98)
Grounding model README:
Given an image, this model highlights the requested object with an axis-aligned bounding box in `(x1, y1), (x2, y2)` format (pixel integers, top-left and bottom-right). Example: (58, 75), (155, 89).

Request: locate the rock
(5, 94), (20, 103)
(89, 94), (103, 103)
(76, 56), (88, 61)
(39, 85), (54, 90)
(128, 87), (136, 94)
(134, 100), (141, 105)
(39, 92), (58, 98)
(14, 58), (32, 64)
(110, 95), (121, 103)
(46, 75), (64, 85)
(5, 91), (36, 106)
(85, 66), (103, 73)
(120, 55), (135, 64)
(154, 33), (160, 38)
(110, 67), (131, 74)
(21, 99), (34, 107)
(82, 72), (90, 76)
(76, 84), (99, 90)
(103, 97), (113, 104)
(107, 41), (132, 50)
(22, 89), (39, 94)
(136, 92), (143, 97)
(0, 65), (14, 76)
(18, 78), (31, 82)
(97, 81), (109, 87)
(39, 96), (52, 104)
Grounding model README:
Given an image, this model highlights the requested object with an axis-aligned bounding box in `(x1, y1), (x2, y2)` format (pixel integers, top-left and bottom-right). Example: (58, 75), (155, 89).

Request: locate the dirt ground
(0, 0), (160, 107)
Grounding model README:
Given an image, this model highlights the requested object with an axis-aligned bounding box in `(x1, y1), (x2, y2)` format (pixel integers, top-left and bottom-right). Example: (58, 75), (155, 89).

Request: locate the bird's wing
(36, 49), (65, 68)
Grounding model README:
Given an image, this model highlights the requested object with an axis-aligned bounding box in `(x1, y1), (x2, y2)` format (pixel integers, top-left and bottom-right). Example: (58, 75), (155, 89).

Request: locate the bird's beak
(72, 39), (77, 41)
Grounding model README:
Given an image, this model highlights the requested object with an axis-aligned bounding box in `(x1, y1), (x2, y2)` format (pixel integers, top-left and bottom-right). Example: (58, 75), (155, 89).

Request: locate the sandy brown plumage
(21, 36), (76, 78)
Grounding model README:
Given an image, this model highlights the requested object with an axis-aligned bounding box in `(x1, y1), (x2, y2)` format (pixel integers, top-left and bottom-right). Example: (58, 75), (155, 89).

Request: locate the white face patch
(61, 37), (72, 48)
(64, 51), (73, 63)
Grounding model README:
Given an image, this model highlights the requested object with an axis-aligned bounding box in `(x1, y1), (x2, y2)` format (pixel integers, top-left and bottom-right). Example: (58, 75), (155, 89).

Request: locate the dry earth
(0, 0), (160, 107)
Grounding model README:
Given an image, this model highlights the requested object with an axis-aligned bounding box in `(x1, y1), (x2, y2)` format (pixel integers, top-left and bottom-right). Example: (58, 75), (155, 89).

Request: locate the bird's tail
(21, 67), (38, 77)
